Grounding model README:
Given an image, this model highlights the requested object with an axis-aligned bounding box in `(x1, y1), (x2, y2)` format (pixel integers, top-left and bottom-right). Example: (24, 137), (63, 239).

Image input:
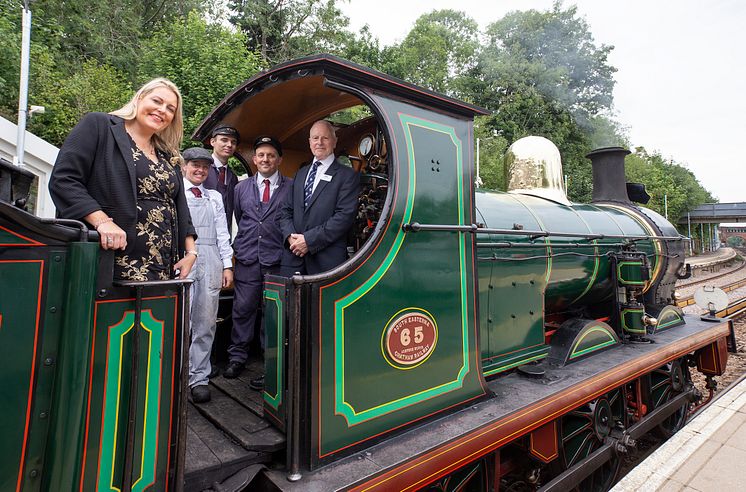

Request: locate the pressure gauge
(358, 134), (375, 157)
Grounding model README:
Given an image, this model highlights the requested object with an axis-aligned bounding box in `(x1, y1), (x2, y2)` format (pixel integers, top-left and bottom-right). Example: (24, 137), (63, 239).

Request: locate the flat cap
(211, 125), (240, 141)
(253, 135), (283, 156)
(182, 147), (213, 163)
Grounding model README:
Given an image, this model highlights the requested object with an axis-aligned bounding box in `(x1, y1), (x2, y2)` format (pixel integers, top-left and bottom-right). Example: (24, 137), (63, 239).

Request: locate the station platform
(686, 247), (737, 269)
(612, 376), (746, 491)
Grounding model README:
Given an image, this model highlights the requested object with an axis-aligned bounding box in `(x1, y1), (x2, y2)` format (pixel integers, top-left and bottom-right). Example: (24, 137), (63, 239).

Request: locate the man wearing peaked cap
(181, 147), (234, 403)
(224, 135), (292, 387)
(253, 135), (282, 156)
(204, 125), (241, 235)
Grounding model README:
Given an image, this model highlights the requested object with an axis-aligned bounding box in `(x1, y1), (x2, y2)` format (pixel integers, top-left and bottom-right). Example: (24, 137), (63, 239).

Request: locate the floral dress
(114, 137), (180, 281)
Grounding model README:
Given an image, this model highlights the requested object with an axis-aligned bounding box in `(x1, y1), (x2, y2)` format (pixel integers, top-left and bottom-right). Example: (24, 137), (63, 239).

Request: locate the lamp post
(15, 0), (32, 168)
(475, 137), (484, 187)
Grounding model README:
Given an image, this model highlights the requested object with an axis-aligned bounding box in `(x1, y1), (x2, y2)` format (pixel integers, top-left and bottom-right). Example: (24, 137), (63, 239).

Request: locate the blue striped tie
(304, 161), (320, 207)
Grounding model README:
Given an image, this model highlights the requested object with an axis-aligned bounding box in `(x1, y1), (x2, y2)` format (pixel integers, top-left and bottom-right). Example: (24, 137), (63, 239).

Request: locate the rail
(715, 296), (746, 319)
(677, 259), (745, 289)
(676, 277), (746, 307)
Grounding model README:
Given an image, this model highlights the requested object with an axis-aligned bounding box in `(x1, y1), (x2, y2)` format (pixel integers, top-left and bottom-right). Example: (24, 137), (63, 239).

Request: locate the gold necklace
(137, 138), (156, 160)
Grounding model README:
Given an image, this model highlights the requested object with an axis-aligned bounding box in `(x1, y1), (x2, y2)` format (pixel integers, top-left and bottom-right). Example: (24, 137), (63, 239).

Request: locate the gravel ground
(676, 259), (745, 302)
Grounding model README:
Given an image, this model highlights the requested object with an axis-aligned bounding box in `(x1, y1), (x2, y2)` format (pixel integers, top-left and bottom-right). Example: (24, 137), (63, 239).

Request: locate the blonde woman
(50, 78), (197, 281)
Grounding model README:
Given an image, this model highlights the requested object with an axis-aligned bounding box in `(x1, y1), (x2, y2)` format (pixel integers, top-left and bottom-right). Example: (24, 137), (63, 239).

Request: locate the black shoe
(191, 385), (211, 403)
(223, 361), (245, 379)
(249, 374), (264, 391)
(208, 365), (220, 379)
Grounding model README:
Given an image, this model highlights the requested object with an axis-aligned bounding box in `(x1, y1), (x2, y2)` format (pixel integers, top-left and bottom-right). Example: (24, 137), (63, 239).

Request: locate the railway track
(676, 261), (746, 308)
(715, 295), (746, 319)
(677, 258), (745, 289)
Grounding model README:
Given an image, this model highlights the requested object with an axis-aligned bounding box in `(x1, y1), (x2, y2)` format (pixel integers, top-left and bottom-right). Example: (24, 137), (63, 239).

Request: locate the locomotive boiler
(0, 54), (732, 492)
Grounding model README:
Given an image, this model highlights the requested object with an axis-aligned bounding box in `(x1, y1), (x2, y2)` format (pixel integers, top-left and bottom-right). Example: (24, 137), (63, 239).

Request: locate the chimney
(586, 146), (631, 204)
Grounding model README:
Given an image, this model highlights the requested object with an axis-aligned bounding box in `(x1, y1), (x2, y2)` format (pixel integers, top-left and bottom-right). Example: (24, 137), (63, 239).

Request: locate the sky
(340, 0), (746, 204)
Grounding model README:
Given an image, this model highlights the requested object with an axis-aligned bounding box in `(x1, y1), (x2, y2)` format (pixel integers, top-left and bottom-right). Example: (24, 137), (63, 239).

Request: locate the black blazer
(49, 112), (196, 253)
(204, 163), (238, 234)
(278, 158), (360, 275)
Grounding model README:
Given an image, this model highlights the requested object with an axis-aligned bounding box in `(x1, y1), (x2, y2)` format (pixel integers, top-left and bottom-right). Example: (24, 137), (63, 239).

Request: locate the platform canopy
(678, 202), (746, 224)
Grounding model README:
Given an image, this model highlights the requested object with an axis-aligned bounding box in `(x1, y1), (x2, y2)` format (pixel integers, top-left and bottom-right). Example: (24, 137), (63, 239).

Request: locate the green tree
(1, 1), (211, 80)
(228, 0), (351, 64)
(467, 2), (620, 201)
(337, 25), (398, 74)
(27, 59), (132, 146)
(474, 116), (509, 190)
(483, 1), (616, 121)
(625, 148), (715, 231)
(390, 10), (479, 96)
(139, 11), (263, 144)
(726, 236), (744, 248)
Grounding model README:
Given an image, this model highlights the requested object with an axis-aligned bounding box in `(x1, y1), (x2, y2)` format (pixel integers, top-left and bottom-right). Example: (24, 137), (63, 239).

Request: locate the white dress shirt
(183, 178), (233, 268)
(306, 154), (335, 195)
(256, 171), (280, 200)
(212, 155), (227, 185)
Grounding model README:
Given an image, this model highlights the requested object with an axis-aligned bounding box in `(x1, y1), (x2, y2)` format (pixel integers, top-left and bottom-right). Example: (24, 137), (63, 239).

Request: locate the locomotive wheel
(426, 456), (489, 492)
(650, 359), (690, 438)
(556, 387), (626, 491)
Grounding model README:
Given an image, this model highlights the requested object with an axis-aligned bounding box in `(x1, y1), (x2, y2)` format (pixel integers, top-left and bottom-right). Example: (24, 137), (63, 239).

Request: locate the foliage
(0, 13), (22, 119)
(389, 10), (479, 97)
(474, 116), (509, 191)
(4, 0), (210, 77)
(726, 236), (745, 248)
(28, 59), (132, 146)
(482, 1), (615, 122)
(466, 2), (619, 201)
(228, 0), (350, 64)
(336, 25), (399, 74)
(139, 11), (263, 145)
(625, 148), (715, 231)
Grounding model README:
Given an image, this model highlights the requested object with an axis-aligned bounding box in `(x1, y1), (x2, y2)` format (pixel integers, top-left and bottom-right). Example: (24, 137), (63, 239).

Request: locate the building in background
(720, 225), (746, 248)
(0, 115), (57, 217)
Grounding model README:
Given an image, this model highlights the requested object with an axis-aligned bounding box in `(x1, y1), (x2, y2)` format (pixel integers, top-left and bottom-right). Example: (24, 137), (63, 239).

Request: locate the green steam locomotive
(1, 54), (731, 492)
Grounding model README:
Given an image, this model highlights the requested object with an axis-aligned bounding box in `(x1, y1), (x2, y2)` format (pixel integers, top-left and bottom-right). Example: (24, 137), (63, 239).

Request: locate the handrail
(0, 201), (94, 242)
(402, 221), (685, 242)
(115, 278), (194, 288)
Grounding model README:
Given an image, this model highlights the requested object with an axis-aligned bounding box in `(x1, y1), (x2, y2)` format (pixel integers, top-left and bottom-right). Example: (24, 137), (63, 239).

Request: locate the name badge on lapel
(320, 174), (332, 182)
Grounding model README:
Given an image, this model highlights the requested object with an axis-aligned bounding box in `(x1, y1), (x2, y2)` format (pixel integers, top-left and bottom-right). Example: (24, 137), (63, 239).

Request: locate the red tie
(190, 186), (202, 198)
(217, 166), (227, 194)
(262, 179), (270, 203)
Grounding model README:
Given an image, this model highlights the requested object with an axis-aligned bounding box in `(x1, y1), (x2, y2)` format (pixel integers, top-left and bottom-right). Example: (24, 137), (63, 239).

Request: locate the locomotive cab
(194, 64), (396, 258)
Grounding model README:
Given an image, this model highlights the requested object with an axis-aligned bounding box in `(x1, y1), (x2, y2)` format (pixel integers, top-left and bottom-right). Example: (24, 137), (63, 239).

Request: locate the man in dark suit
(204, 125), (240, 235)
(278, 120), (360, 276)
(224, 136), (293, 384)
